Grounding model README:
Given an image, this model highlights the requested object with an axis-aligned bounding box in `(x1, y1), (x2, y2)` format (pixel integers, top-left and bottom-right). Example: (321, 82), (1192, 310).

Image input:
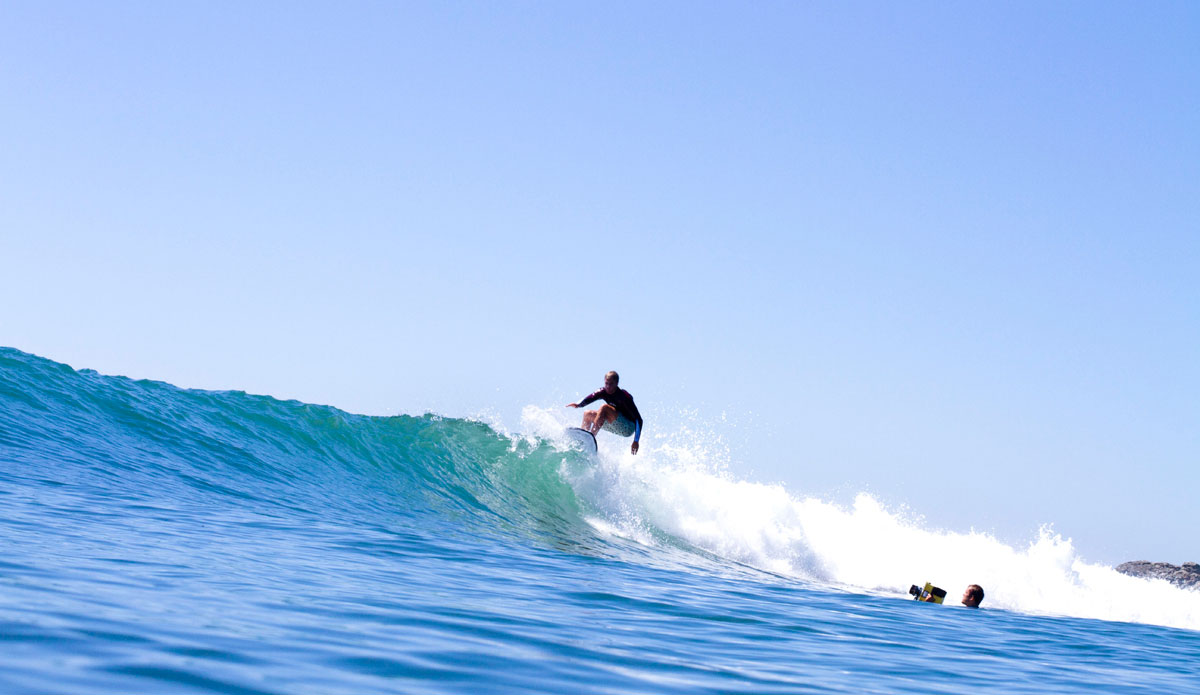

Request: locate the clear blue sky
(2, 2), (1197, 565)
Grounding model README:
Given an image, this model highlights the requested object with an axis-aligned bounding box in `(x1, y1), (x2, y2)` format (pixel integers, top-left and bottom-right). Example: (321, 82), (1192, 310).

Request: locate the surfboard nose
(564, 427), (598, 455)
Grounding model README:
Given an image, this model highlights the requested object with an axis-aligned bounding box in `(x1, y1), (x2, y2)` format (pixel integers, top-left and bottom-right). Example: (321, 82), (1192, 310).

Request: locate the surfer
(566, 371), (643, 455)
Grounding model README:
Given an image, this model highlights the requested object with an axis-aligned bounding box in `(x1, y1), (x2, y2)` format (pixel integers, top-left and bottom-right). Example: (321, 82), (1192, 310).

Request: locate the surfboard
(564, 427), (597, 455)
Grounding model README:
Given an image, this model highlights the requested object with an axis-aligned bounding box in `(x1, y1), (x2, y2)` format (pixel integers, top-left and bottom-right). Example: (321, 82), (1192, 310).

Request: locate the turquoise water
(2, 347), (1198, 694)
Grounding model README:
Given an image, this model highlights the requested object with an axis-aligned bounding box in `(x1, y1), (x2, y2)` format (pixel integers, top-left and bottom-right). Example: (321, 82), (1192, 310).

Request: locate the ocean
(2, 346), (1198, 694)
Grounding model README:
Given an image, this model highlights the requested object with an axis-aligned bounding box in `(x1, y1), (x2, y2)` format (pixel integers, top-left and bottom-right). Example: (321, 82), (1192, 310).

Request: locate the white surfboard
(564, 427), (598, 455)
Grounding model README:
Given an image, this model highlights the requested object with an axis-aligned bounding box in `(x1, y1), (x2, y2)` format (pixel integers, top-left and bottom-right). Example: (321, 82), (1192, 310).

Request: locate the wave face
(2, 346), (1199, 695)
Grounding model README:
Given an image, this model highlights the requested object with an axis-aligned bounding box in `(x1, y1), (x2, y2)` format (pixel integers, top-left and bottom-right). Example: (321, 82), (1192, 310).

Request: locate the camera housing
(910, 582), (947, 604)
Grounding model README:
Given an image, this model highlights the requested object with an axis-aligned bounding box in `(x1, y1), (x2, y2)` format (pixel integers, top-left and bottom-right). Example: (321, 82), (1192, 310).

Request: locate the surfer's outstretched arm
(572, 391), (602, 409)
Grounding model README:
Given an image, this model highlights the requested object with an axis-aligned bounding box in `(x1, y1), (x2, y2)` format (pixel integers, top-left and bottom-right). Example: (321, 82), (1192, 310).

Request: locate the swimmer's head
(962, 584), (985, 608)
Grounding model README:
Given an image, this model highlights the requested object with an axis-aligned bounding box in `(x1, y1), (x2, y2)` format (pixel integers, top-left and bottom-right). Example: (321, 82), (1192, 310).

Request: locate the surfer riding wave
(567, 371), (643, 455)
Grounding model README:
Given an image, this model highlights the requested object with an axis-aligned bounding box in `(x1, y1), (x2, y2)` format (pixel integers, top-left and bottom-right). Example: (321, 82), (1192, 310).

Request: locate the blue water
(2, 347), (1198, 694)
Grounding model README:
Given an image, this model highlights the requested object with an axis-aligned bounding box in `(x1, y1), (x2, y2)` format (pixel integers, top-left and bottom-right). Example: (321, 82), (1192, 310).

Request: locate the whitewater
(2, 347), (1197, 694)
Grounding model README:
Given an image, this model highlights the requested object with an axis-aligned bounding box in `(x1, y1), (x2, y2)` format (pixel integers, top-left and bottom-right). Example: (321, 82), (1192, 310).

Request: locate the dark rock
(1115, 561), (1200, 589)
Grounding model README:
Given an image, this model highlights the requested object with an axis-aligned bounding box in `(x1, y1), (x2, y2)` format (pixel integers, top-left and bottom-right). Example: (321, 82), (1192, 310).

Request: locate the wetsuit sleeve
(626, 394), (644, 442)
(577, 390), (602, 408)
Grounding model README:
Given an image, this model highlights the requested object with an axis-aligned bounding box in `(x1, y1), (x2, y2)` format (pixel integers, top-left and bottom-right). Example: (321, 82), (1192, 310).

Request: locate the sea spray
(524, 404), (1200, 630)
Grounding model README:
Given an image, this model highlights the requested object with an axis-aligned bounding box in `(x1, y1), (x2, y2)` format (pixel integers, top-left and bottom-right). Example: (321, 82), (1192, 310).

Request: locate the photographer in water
(960, 584), (984, 608)
(910, 583), (985, 608)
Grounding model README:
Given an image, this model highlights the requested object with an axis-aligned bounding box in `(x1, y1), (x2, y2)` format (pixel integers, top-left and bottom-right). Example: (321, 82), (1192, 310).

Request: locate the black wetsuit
(578, 388), (644, 440)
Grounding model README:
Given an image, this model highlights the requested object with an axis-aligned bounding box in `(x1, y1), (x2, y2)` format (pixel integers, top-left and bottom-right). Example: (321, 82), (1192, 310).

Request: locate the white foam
(519, 405), (1200, 631)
